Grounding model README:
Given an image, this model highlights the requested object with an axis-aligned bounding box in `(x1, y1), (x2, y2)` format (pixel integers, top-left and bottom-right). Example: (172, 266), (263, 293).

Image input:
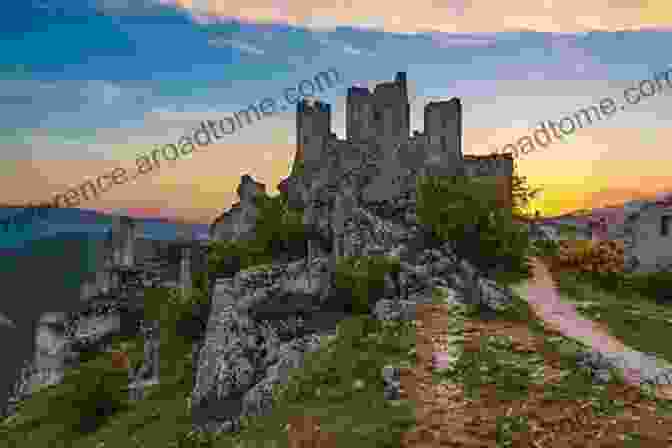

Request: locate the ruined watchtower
(294, 99), (332, 175)
(346, 72), (410, 145)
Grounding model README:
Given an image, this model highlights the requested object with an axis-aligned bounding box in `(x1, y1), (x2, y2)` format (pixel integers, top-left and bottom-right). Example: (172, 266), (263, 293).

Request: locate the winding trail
(511, 257), (672, 397)
(400, 260), (672, 446)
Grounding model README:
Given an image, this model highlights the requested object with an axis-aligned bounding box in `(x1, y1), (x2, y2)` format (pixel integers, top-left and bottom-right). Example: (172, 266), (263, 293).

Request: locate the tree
(511, 172), (542, 218)
(416, 174), (531, 277)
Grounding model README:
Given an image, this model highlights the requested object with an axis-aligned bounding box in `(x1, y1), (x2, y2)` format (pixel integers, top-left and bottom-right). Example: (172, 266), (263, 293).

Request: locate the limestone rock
(191, 307), (280, 423)
(382, 365), (402, 400)
(241, 334), (322, 418)
(373, 299), (417, 322)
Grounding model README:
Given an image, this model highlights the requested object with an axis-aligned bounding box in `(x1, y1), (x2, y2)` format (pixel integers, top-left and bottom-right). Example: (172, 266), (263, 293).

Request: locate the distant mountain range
(0, 206), (210, 249)
(538, 193), (672, 233)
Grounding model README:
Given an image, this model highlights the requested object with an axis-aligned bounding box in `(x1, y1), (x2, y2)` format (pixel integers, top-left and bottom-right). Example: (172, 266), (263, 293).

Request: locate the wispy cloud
(152, 0), (662, 33)
(316, 36), (376, 56)
(207, 37), (265, 55)
(428, 32), (499, 48)
(341, 43), (375, 56)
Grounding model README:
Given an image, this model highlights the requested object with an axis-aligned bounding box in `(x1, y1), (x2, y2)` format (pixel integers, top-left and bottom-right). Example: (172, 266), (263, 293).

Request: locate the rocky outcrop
(191, 193), (518, 435)
(381, 365), (404, 400)
(2, 233), (202, 419)
(210, 175), (267, 243)
(574, 349), (672, 387)
(190, 265), (335, 434)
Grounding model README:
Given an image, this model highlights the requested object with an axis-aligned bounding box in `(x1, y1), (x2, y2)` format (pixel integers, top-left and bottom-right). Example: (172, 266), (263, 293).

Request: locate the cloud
(207, 37), (265, 55)
(154, 0), (659, 33)
(0, 95), (34, 106)
(428, 32), (499, 48)
(93, 0), (167, 15)
(341, 43), (375, 56)
(100, 82), (123, 105)
(315, 35), (376, 56)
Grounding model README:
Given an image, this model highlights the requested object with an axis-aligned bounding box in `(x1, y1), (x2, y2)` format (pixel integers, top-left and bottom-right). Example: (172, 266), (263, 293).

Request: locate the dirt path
(511, 259), (634, 378)
(401, 302), (672, 447)
(282, 260), (672, 446)
(511, 258), (672, 394)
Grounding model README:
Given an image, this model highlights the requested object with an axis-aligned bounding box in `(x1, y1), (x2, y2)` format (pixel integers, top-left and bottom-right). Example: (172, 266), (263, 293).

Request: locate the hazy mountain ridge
(0, 207), (210, 248)
(537, 192), (672, 235)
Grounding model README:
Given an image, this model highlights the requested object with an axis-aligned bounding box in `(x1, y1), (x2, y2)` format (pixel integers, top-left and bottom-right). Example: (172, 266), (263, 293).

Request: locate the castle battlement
(283, 72), (514, 207)
(292, 72), (466, 173)
(297, 98), (331, 113)
(211, 72), (515, 243)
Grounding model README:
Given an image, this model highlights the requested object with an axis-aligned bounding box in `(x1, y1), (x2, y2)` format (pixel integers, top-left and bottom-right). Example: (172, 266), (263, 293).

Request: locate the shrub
(552, 239), (625, 274)
(35, 357), (132, 436)
(533, 238), (560, 257)
(142, 287), (210, 345)
(207, 240), (270, 277)
(173, 287), (211, 342)
(254, 194), (308, 261)
(73, 363), (130, 433)
(581, 269), (627, 292)
(568, 266), (672, 304)
(416, 175), (531, 277)
(192, 270), (209, 298)
(630, 271), (672, 302)
(207, 193), (309, 278)
(334, 255), (402, 314)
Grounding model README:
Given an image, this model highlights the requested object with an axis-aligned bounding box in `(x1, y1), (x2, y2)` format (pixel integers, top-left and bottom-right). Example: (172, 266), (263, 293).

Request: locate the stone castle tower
(284, 72), (510, 197)
(211, 72), (514, 242)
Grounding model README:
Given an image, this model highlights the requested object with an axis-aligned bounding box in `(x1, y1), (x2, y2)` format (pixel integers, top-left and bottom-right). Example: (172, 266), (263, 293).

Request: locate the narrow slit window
(661, 215), (671, 236)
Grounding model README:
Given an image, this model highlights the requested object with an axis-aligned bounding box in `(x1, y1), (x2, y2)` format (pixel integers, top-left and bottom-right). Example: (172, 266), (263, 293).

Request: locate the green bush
(533, 238), (560, 257)
(68, 363), (131, 434)
(142, 287), (210, 345)
(7, 357), (134, 442)
(634, 271), (672, 302)
(578, 269), (672, 303)
(583, 270), (626, 292)
(253, 194), (308, 261)
(207, 193), (308, 278)
(334, 255), (402, 313)
(416, 175), (531, 278)
(192, 270), (209, 297)
(207, 240), (270, 277)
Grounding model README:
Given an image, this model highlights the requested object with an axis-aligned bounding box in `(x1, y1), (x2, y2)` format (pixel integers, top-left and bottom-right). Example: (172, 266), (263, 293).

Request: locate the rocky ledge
(190, 207), (518, 435)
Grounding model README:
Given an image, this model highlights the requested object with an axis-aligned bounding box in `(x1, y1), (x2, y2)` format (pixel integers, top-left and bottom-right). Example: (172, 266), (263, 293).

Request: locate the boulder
(381, 365), (402, 400)
(241, 334), (322, 418)
(191, 307), (280, 427)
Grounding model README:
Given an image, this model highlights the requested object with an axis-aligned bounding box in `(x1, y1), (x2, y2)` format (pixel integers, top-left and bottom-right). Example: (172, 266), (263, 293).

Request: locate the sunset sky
(2, 0), (672, 222)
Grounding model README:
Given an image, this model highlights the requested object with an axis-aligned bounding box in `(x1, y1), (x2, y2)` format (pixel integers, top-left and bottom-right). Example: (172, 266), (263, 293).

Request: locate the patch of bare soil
(286, 415), (337, 448)
(400, 303), (672, 447)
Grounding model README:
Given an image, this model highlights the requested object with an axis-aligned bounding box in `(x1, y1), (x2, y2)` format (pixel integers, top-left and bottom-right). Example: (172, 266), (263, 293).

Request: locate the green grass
(433, 332), (546, 402)
(488, 257), (534, 287)
(553, 270), (672, 364)
(495, 415), (529, 447)
(1, 313), (417, 448)
(509, 292), (672, 414)
(0, 329), (198, 448)
(556, 224), (580, 239)
(214, 315), (417, 448)
(432, 292), (672, 430)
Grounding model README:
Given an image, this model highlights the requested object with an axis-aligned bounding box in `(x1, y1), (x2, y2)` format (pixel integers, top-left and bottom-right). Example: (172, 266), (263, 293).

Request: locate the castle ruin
(210, 72), (514, 241)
